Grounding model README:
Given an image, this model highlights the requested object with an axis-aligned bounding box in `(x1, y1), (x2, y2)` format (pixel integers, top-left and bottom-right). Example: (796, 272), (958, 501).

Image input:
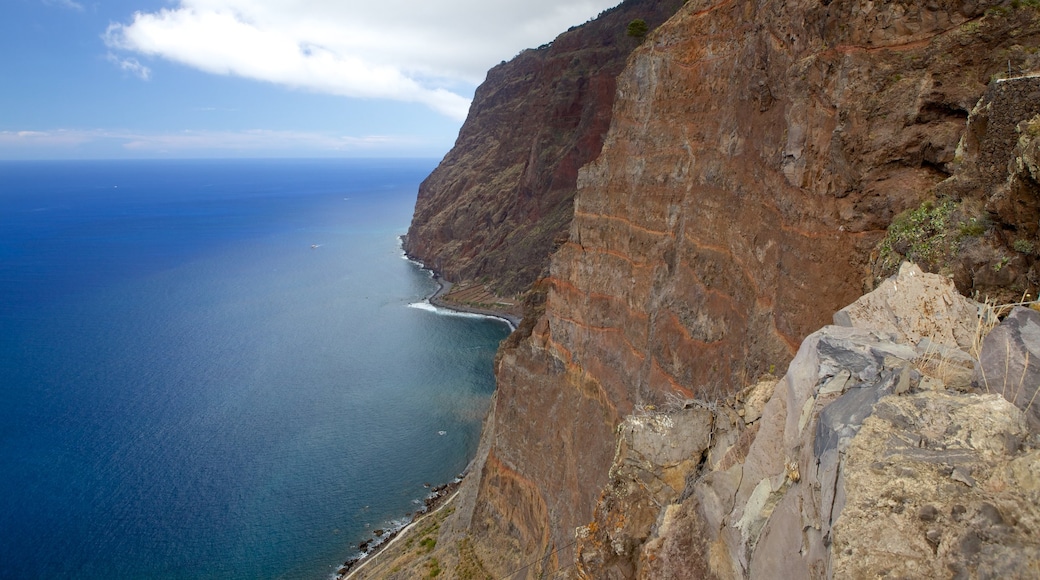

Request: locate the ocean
(0, 159), (510, 579)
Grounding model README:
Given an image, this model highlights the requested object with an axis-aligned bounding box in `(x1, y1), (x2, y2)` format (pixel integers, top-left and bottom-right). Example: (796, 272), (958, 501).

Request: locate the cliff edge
(403, 0), (684, 297)
(395, 0), (1040, 577)
(576, 263), (1040, 579)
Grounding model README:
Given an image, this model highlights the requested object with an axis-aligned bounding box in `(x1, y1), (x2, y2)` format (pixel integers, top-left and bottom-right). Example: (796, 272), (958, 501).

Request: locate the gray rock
(975, 306), (1040, 432)
(833, 262), (980, 352)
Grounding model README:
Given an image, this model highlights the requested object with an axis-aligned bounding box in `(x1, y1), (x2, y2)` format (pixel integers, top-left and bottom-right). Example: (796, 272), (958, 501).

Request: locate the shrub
(1013, 238), (1036, 255)
(877, 199), (957, 271)
(627, 19), (649, 38)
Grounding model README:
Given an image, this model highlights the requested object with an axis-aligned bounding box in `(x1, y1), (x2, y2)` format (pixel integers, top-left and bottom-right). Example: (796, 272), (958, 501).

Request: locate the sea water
(0, 159), (510, 579)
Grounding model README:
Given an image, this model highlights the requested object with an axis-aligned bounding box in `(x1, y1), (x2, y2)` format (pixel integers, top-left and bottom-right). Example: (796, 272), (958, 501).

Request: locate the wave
(407, 301), (514, 330)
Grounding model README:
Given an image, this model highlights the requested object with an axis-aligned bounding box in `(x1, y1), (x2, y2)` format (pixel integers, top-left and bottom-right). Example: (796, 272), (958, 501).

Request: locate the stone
(575, 406), (713, 579)
(834, 263), (980, 352)
(975, 306), (1040, 432)
(740, 378), (776, 425)
(832, 391), (1040, 579)
(410, 1), (1040, 576)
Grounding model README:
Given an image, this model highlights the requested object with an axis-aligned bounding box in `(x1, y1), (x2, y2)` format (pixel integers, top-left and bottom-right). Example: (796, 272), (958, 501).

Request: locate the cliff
(574, 263), (1040, 578)
(403, 0), (684, 297)
(393, 0), (1040, 578)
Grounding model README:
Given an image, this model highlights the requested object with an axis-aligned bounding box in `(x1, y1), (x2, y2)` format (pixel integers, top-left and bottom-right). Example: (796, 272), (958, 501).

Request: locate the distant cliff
(403, 0), (684, 297)
(393, 0), (1040, 578)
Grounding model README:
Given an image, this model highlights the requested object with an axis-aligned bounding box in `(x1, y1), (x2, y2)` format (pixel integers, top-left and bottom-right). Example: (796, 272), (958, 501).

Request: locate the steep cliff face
(575, 265), (1040, 579)
(452, 1), (1040, 577)
(403, 0), (684, 296)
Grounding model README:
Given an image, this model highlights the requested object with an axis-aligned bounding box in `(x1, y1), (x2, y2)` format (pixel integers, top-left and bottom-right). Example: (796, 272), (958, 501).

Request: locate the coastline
(335, 477), (463, 579)
(332, 242), (514, 578)
(426, 274), (522, 330)
(398, 238), (521, 329)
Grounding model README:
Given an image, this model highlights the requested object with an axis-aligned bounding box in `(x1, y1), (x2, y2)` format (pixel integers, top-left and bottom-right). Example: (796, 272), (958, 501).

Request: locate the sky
(0, 0), (622, 159)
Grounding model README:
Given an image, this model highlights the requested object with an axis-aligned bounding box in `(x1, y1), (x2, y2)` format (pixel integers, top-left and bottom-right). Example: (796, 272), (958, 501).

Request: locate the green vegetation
(877, 199), (957, 273)
(427, 557), (442, 578)
(1014, 239), (1036, 255)
(454, 537), (493, 580)
(958, 215), (990, 238)
(627, 18), (649, 38)
(875, 197), (998, 279)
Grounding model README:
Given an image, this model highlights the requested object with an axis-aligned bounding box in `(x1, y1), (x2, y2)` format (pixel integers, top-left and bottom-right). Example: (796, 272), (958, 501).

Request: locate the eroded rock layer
(455, 1), (1040, 577)
(575, 264), (1040, 579)
(403, 0), (684, 296)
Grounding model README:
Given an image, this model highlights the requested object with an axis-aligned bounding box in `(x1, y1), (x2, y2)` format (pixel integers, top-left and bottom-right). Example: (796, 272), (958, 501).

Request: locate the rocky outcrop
(574, 264), (1040, 578)
(402, 0), (684, 296)
(876, 74), (1040, 301)
(977, 305), (1040, 431)
(447, 2), (1040, 577)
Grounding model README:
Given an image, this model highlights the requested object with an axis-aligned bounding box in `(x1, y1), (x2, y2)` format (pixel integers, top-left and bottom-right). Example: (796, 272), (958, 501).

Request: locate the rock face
(904, 74), (1040, 300)
(400, 1), (1040, 577)
(574, 265), (1040, 579)
(440, 2), (1040, 577)
(402, 0), (684, 296)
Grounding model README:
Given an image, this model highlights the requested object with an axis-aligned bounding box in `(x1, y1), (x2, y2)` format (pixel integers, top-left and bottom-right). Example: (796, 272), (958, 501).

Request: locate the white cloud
(103, 0), (620, 119)
(0, 130), (93, 146)
(107, 53), (151, 80)
(0, 128), (421, 155)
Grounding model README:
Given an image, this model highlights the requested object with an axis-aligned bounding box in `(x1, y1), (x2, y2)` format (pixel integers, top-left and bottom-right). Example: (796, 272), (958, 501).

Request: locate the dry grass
(972, 297), (1040, 416)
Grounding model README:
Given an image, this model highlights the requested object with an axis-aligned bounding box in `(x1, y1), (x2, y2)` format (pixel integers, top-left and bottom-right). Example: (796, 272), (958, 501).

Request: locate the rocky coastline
(334, 476), (464, 579)
(426, 274), (522, 330)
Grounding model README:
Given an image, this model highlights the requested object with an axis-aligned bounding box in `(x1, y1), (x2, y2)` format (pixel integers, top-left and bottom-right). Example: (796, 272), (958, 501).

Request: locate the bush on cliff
(626, 19), (648, 38)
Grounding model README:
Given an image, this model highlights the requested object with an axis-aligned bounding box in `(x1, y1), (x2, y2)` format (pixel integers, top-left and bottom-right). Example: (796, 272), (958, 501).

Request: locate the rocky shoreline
(427, 274), (521, 329)
(334, 475), (464, 579)
(400, 236), (522, 329)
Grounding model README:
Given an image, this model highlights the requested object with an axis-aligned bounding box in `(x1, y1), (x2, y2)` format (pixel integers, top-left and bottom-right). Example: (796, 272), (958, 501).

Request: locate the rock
(576, 264), (1040, 579)
(403, 0), (686, 296)
(833, 262), (980, 352)
(975, 306), (1040, 432)
(415, 0), (1040, 576)
(832, 393), (1040, 579)
(740, 378), (776, 425)
(575, 406), (713, 579)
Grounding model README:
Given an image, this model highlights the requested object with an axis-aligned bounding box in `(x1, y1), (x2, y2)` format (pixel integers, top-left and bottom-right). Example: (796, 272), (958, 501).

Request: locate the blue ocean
(0, 159), (510, 579)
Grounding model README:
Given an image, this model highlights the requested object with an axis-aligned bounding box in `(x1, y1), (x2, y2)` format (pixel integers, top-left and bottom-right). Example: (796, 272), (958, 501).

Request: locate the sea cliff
(382, 0), (1040, 577)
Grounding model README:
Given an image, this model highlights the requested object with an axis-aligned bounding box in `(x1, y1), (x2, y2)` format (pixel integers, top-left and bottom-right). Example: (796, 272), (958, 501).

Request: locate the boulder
(975, 306), (1040, 432)
(834, 262), (980, 352)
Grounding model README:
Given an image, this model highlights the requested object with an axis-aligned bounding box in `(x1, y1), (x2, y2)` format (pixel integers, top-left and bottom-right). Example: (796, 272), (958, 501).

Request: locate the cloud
(42, 0), (84, 11)
(106, 53), (151, 80)
(0, 128), (423, 156)
(0, 130), (93, 146)
(103, 0), (620, 119)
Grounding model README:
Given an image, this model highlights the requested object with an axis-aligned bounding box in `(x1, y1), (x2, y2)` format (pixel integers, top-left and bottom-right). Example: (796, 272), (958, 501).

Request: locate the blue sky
(1, 0), (620, 159)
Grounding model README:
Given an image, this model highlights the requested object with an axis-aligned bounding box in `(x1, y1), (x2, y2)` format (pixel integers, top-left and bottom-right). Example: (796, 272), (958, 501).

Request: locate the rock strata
(399, 0), (1040, 577)
(575, 265), (1040, 579)
(403, 0), (684, 296)
(445, 2), (1040, 577)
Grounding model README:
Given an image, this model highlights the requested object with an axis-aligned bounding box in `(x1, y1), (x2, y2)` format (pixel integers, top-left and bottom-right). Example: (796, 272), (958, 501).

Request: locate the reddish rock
(403, 0), (685, 296)
(450, 1), (1040, 576)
